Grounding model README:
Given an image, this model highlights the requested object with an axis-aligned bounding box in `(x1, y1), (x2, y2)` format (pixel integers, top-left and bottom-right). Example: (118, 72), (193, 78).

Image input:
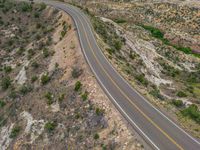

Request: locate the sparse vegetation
(9, 126), (20, 138)
(1, 76), (11, 90)
(141, 25), (199, 57)
(31, 61), (39, 69)
(135, 74), (148, 86)
(43, 48), (50, 58)
(92, 17), (124, 52)
(114, 18), (127, 24)
(31, 76), (38, 83)
(41, 73), (51, 85)
(177, 91), (187, 98)
(93, 133), (100, 140)
(74, 81), (82, 91)
(4, 66), (12, 73)
(0, 99), (6, 108)
(141, 25), (164, 39)
(81, 91), (88, 101)
(19, 84), (32, 95)
(95, 107), (104, 116)
(172, 100), (184, 107)
(181, 104), (200, 124)
(71, 67), (83, 78)
(45, 121), (57, 132)
(44, 92), (53, 105)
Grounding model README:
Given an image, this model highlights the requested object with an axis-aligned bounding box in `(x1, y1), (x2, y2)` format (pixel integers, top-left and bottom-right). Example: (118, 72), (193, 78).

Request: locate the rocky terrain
(61, 0), (200, 137)
(0, 1), (144, 149)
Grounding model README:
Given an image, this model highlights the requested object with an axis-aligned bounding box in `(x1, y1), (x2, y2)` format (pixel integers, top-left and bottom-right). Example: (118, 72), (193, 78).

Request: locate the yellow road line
(78, 18), (184, 150)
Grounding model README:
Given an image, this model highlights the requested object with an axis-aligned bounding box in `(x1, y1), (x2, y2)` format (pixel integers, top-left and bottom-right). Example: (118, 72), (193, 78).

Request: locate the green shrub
(17, 47), (25, 55)
(58, 93), (65, 101)
(114, 18), (127, 24)
(149, 88), (164, 100)
(71, 67), (83, 78)
(135, 74), (148, 86)
(41, 73), (50, 85)
(141, 25), (164, 39)
(181, 104), (200, 124)
(0, 99), (6, 108)
(81, 91), (88, 101)
(1, 76), (11, 90)
(45, 121), (57, 132)
(172, 100), (184, 107)
(173, 46), (191, 54)
(31, 61), (39, 69)
(43, 48), (49, 58)
(95, 107), (104, 116)
(4, 66), (12, 73)
(9, 126), (20, 138)
(27, 49), (35, 59)
(31, 76), (38, 83)
(39, 3), (46, 11)
(61, 23), (68, 38)
(44, 92), (53, 105)
(176, 91), (187, 97)
(74, 81), (82, 91)
(20, 2), (32, 12)
(93, 133), (100, 140)
(106, 48), (115, 55)
(19, 84), (32, 95)
(34, 12), (40, 18)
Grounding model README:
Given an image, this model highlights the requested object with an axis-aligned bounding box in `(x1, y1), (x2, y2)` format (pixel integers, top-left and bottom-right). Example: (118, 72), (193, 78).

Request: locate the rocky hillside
(0, 1), (144, 149)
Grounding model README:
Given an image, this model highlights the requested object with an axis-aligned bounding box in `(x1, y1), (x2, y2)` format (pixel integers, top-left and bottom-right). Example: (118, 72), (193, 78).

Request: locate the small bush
(71, 67), (83, 78)
(10, 126), (20, 138)
(95, 107), (104, 116)
(31, 61), (39, 69)
(176, 91), (187, 97)
(45, 121), (57, 132)
(4, 66), (12, 73)
(141, 25), (164, 39)
(114, 18), (127, 24)
(31, 76), (38, 83)
(58, 93), (65, 101)
(34, 12), (40, 18)
(181, 104), (200, 124)
(19, 84), (32, 95)
(149, 89), (164, 100)
(1, 76), (11, 90)
(44, 92), (53, 105)
(172, 100), (184, 107)
(93, 133), (100, 140)
(81, 91), (88, 101)
(27, 49), (35, 59)
(0, 99), (6, 108)
(43, 48), (49, 58)
(41, 73), (51, 85)
(74, 81), (82, 91)
(106, 48), (115, 55)
(39, 3), (46, 11)
(20, 2), (32, 12)
(135, 74), (148, 86)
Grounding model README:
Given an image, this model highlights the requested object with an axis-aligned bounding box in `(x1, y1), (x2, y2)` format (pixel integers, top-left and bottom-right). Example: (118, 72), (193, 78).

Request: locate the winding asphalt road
(30, 0), (200, 149)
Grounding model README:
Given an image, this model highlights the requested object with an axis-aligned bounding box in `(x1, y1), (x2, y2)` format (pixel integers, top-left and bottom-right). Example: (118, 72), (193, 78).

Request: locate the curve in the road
(40, 1), (200, 149)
